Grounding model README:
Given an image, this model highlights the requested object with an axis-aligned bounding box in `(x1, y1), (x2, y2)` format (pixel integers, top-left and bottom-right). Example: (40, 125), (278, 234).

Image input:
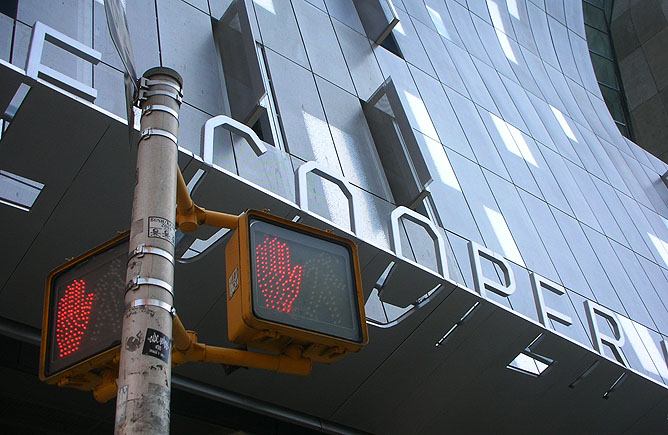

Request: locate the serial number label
(148, 216), (175, 245)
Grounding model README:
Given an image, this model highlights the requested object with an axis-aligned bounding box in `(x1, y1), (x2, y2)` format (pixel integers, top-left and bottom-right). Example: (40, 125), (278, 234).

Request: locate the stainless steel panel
(157, 0), (227, 116)
(332, 19), (385, 101)
(293, 0), (355, 94)
(251, 0), (309, 68)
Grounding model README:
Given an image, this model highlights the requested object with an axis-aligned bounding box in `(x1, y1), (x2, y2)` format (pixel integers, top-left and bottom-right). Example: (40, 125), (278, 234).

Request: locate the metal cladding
(2, 0), (668, 433)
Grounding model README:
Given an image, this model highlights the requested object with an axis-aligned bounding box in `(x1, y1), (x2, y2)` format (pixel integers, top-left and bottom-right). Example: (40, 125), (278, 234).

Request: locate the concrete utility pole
(115, 67), (183, 434)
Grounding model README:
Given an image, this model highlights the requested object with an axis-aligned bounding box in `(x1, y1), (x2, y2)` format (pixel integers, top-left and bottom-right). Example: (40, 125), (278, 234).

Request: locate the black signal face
(249, 217), (363, 343)
(44, 239), (127, 378)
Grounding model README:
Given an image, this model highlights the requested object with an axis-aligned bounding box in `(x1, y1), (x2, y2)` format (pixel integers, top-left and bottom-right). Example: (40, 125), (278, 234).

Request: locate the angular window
(354, 0), (402, 57)
(213, 0), (284, 148)
(362, 78), (431, 208)
(507, 334), (554, 377)
(582, 0), (633, 140)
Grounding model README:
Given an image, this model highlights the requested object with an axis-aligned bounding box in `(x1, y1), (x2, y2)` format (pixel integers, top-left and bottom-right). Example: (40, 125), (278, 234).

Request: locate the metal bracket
(126, 298), (176, 316)
(137, 89), (183, 103)
(139, 77), (183, 94)
(125, 276), (173, 296)
(128, 243), (175, 265)
(137, 77), (183, 103)
(141, 104), (180, 121)
(139, 128), (178, 145)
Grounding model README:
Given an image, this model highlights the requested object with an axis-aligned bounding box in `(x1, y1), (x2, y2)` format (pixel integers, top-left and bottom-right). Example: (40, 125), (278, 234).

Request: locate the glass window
(585, 25), (614, 58)
(582, 2), (607, 30)
(590, 52), (619, 89)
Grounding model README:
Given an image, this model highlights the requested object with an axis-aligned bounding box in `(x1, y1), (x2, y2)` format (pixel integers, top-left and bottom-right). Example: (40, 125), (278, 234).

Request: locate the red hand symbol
(255, 236), (303, 312)
(55, 279), (95, 358)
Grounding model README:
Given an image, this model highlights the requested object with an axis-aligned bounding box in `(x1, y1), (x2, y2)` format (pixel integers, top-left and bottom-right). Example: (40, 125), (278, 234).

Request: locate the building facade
(2, 0), (668, 433)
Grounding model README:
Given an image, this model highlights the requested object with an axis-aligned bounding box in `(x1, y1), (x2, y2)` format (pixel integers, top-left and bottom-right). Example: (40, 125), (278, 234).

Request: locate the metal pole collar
(127, 299), (176, 316)
(128, 243), (175, 265)
(125, 276), (174, 296)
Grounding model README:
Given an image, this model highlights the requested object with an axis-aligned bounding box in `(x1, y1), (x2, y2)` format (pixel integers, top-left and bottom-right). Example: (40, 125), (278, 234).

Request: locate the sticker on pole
(142, 328), (172, 363)
(148, 216), (175, 245)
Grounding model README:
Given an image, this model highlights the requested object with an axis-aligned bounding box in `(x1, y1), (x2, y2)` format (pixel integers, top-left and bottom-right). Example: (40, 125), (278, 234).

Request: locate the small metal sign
(104, 0), (140, 146)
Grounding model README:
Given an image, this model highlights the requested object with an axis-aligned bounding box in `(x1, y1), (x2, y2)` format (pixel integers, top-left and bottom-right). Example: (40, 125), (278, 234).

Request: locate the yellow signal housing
(40, 232), (128, 385)
(225, 210), (368, 363)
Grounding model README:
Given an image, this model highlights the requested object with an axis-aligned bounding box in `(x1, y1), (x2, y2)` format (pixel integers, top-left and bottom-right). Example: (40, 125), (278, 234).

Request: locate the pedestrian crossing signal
(226, 210), (368, 363)
(40, 233), (128, 383)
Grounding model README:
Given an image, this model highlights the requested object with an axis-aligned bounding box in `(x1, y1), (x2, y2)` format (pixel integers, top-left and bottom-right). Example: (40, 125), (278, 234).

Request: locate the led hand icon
(255, 236), (303, 312)
(55, 279), (95, 357)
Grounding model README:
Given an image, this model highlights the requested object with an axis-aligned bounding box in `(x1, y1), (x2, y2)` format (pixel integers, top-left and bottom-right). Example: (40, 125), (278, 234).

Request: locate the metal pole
(115, 67), (183, 434)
